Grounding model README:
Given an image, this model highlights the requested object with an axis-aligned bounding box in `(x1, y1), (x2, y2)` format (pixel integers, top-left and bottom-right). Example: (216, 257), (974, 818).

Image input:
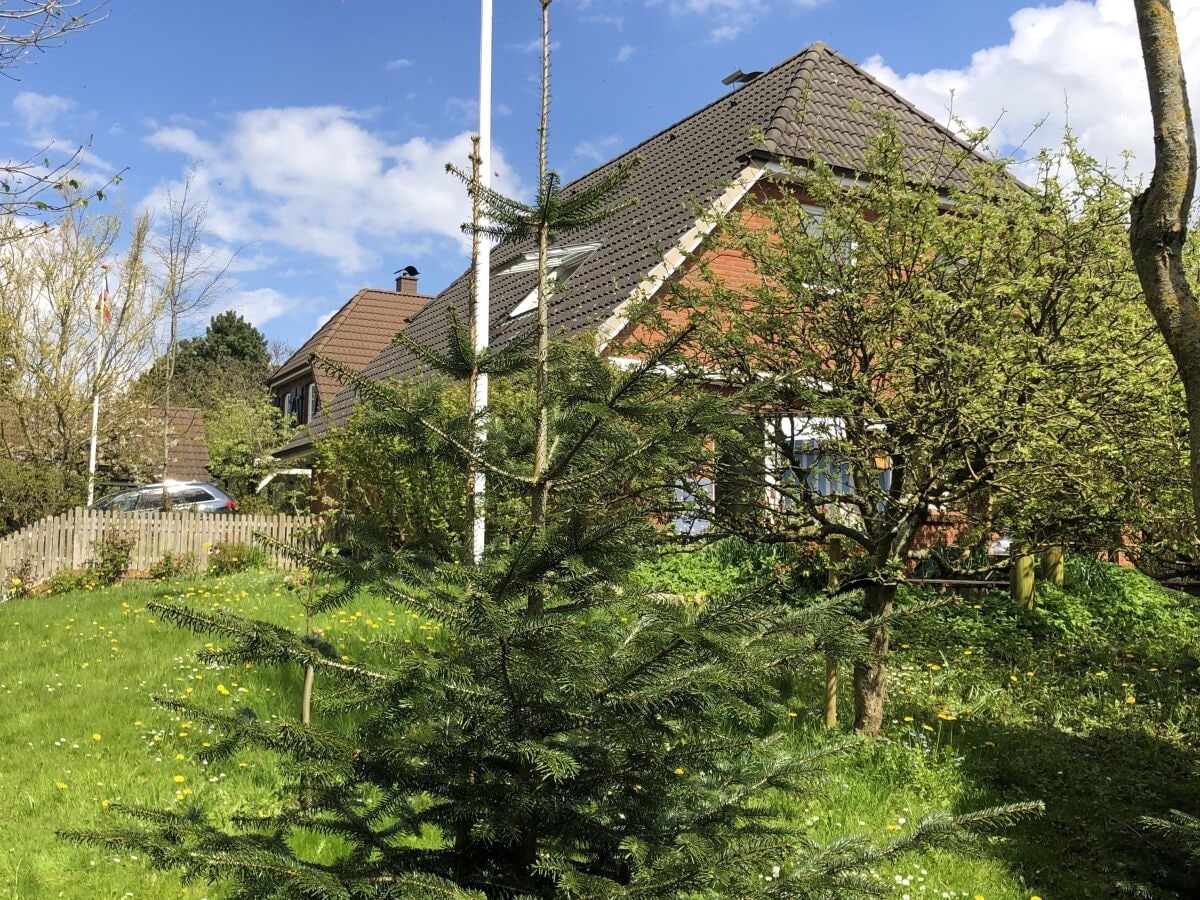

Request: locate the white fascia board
(595, 161), (766, 352)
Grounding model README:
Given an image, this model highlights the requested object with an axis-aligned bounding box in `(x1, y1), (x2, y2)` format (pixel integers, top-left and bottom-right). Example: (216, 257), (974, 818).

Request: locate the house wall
(611, 179), (963, 558)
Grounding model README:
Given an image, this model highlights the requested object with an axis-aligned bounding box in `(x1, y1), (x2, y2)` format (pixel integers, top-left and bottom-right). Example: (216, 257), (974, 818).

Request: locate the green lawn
(2, 561), (1198, 898)
(0, 572), (423, 899)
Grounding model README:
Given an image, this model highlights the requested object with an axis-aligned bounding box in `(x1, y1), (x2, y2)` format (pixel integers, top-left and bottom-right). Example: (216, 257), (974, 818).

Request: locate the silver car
(89, 481), (239, 513)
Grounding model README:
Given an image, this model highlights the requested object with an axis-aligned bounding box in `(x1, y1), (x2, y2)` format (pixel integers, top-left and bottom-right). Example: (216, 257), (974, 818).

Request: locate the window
(96, 490), (138, 511)
(136, 489), (167, 510)
(671, 476), (714, 536)
(174, 487), (216, 504)
(306, 383), (318, 423)
(501, 243), (601, 318)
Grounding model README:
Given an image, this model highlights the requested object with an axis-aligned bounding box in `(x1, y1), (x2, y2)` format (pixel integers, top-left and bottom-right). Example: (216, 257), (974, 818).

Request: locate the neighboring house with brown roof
(154, 407), (211, 481)
(278, 42), (996, 461)
(268, 268), (431, 428)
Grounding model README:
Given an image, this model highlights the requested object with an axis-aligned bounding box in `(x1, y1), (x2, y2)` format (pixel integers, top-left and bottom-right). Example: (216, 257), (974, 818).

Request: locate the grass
(0, 571), (428, 899)
(2, 557), (1199, 897)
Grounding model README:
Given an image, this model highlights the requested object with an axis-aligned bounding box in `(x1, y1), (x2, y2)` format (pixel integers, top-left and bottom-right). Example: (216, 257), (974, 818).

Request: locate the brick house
(268, 268), (431, 428)
(277, 40), (993, 522)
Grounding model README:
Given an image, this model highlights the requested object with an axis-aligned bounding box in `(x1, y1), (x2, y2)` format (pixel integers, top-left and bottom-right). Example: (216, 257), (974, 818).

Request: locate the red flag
(95, 285), (112, 325)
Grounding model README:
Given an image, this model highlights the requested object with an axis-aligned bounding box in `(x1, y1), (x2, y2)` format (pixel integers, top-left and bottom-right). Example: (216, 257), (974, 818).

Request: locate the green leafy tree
(140, 310), (272, 408)
(203, 392), (293, 507)
(657, 125), (1182, 734)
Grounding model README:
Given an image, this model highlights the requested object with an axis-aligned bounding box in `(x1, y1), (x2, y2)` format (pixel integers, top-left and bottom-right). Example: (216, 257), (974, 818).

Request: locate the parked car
(89, 481), (239, 513)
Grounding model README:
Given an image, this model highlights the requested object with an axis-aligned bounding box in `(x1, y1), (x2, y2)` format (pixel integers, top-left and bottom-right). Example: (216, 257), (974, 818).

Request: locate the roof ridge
(814, 43), (992, 166)
(760, 46), (822, 154)
(534, 41), (824, 206)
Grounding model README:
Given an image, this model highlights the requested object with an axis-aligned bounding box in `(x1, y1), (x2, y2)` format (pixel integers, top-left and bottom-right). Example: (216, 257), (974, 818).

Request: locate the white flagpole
(86, 266), (109, 507)
(472, 0), (492, 562)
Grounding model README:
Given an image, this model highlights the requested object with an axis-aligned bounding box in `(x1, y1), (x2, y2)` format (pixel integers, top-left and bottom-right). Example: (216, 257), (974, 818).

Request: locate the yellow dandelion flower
(903, 716), (914, 722)
(56, 781), (68, 790)
(1126, 695), (1136, 705)
(673, 767), (685, 775)
(92, 733), (102, 742)
(216, 684), (230, 696)
(173, 775), (186, 783)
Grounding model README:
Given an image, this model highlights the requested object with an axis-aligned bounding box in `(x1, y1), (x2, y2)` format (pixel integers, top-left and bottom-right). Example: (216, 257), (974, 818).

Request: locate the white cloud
(616, 44), (635, 63)
(222, 287), (297, 328)
(12, 91), (74, 135)
(862, 0), (1200, 174)
(650, 0), (824, 41)
(315, 307), (338, 329)
(512, 37), (562, 54)
(384, 58), (413, 70)
(574, 135), (621, 164)
(143, 106), (521, 277)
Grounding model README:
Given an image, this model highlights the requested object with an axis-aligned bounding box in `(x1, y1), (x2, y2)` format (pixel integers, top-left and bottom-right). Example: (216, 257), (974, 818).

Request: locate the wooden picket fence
(0, 507), (315, 587)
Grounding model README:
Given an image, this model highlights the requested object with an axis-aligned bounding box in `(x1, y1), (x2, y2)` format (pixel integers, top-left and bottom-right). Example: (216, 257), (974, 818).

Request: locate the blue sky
(6, 0), (1199, 350)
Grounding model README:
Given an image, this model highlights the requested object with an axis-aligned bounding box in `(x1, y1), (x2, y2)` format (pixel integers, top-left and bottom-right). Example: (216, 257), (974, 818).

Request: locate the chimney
(394, 265), (420, 295)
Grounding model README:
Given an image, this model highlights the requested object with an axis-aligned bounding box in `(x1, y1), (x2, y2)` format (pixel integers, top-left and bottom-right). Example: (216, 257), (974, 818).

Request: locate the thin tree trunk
(1130, 0), (1200, 536)
(301, 664), (314, 725)
(530, 0), (552, 541)
(161, 313), (175, 510)
(824, 537), (842, 728)
(527, 0), (553, 622)
(852, 581), (894, 736)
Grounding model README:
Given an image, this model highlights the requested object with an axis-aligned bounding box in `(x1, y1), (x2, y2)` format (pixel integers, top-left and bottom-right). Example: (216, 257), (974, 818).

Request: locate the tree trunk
(301, 664), (314, 725)
(1041, 545), (1064, 587)
(1131, 0), (1200, 536)
(852, 581), (894, 736)
(527, 0), (553, 619)
(824, 537), (842, 728)
(1010, 545), (1036, 613)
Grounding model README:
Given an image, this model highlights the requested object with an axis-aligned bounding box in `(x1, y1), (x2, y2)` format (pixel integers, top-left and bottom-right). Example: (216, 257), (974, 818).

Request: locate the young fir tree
(63, 4), (1039, 895)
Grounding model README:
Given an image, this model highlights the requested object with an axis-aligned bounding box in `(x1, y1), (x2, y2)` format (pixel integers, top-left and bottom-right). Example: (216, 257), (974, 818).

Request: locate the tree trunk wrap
(853, 581), (895, 736)
(1011, 548), (1036, 613)
(1041, 545), (1064, 588)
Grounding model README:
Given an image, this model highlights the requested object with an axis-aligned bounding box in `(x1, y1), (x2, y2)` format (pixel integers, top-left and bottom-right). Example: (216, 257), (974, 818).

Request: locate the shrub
(206, 541), (267, 576)
(148, 552), (197, 581)
(45, 568), (93, 595)
(0, 458), (84, 538)
(89, 531), (135, 586)
(3, 558), (32, 600)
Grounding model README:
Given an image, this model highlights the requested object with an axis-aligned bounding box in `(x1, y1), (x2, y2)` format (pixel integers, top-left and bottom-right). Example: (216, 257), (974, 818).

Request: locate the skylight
(499, 243), (602, 318)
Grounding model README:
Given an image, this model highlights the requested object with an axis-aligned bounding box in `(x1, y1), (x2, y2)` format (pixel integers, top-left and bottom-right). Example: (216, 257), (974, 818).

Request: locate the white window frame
(502, 243), (602, 318)
(306, 382), (318, 423)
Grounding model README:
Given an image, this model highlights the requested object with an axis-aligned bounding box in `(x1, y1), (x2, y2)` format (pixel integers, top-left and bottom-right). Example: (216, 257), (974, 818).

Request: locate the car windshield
(96, 490), (138, 511)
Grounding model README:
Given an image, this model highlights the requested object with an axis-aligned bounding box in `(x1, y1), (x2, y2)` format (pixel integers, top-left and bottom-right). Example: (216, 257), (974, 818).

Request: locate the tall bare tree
(1130, 0), (1200, 535)
(1, 2), (116, 233)
(152, 175), (235, 494)
(0, 208), (161, 475)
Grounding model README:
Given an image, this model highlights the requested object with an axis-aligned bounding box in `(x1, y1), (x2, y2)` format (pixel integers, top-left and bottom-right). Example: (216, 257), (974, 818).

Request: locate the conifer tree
(63, 4), (1039, 895)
